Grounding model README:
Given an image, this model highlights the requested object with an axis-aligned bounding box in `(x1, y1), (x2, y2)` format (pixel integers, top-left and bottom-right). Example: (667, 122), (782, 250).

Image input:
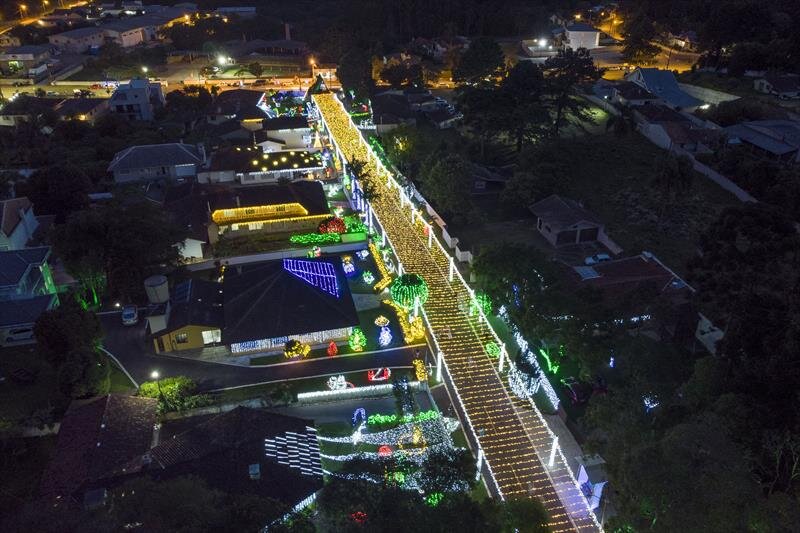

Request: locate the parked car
(584, 253), (611, 265)
(5, 327), (34, 343)
(121, 305), (138, 326)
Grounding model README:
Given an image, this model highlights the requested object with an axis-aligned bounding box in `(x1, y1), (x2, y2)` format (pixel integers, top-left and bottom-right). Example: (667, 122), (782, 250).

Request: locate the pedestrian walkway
(315, 93), (601, 532)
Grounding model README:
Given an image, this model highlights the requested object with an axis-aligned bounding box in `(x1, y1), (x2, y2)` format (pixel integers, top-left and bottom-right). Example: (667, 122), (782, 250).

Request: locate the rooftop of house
(108, 143), (204, 172)
(208, 89), (266, 118)
(223, 258), (359, 345)
(613, 81), (658, 101)
(0, 246), (50, 287)
(205, 180), (328, 216)
(162, 278), (224, 335)
(530, 194), (601, 230)
(566, 23), (599, 32)
(53, 97), (107, 117)
(0, 44), (52, 56)
(725, 120), (800, 156)
(39, 394), (158, 500)
(205, 146), (323, 173)
(0, 196), (33, 236)
(371, 93), (416, 123)
(106, 407), (323, 513)
(0, 95), (61, 116)
(0, 293), (56, 327)
(628, 68), (703, 109)
(570, 252), (692, 304)
(52, 25), (104, 39)
(631, 103), (690, 123)
(262, 115), (310, 131)
(760, 74), (800, 93)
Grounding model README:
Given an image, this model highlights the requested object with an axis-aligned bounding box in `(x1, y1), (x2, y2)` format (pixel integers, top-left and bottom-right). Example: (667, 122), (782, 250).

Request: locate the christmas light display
(318, 216), (346, 234)
(382, 299), (426, 343)
(284, 339), (311, 359)
(374, 315), (389, 327)
(367, 367), (391, 381)
(356, 249), (370, 260)
(342, 255), (356, 275)
(348, 327), (367, 352)
(314, 94), (602, 532)
(289, 232), (341, 245)
(378, 326), (392, 347)
(390, 274), (429, 310)
(327, 341), (338, 357)
(361, 270), (375, 284)
(425, 492), (444, 507)
(367, 410), (439, 427)
(378, 445), (393, 457)
(283, 259), (340, 297)
(413, 359), (428, 381)
(484, 342), (501, 358)
(369, 242), (393, 292)
(471, 293), (492, 316)
(344, 214), (368, 234)
(327, 375), (348, 390)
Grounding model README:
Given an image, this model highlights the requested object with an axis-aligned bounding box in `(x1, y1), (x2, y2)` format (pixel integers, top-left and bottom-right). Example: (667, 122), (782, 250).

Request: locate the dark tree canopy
(453, 37), (504, 82)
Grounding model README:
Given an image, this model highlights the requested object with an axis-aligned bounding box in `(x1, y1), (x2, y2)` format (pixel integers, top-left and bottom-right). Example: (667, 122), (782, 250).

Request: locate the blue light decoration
(643, 395), (660, 412)
(283, 259), (340, 297)
(352, 407), (366, 426)
(378, 326), (392, 347)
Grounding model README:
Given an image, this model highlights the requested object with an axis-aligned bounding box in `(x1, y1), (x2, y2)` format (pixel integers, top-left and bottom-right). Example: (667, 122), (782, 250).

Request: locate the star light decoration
(314, 94), (598, 528)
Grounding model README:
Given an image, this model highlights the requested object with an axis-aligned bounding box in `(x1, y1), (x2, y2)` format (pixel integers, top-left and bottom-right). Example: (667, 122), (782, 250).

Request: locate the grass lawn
(109, 360), (136, 393)
(0, 346), (68, 427)
(549, 132), (739, 273)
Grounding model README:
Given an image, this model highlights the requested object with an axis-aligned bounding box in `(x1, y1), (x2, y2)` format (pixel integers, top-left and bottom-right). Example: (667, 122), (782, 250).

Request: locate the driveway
(100, 313), (420, 391)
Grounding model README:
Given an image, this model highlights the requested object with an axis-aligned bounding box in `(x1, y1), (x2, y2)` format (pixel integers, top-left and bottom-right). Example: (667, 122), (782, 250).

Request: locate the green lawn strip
(108, 360), (136, 393)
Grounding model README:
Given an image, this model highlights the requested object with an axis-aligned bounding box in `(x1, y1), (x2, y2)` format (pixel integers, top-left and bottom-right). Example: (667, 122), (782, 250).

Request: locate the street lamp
(18, 4), (27, 19)
(151, 369), (164, 399)
(141, 66), (148, 74)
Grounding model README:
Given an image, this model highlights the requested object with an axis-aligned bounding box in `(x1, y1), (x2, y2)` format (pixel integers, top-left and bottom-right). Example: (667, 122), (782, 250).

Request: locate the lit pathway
(314, 93), (600, 532)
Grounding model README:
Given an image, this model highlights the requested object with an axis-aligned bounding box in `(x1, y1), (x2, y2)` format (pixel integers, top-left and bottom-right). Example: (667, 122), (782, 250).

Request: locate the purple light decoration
(283, 259), (340, 297)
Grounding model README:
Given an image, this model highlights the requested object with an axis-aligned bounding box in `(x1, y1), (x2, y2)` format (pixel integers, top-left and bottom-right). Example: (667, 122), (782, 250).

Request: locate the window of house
(202, 329), (221, 345)
(175, 333), (189, 344)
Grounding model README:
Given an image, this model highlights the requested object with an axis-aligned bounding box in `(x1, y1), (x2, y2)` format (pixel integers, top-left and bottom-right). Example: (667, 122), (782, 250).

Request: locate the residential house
(530, 194), (619, 250)
(564, 23), (601, 50)
(206, 89), (269, 127)
(87, 407), (323, 523)
(569, 251), (696, 339)
(39, 394), (159, 504)
(425, 108), (462, 129)
(37, 8), (89, 28)
(0, 45), (53, 78)
(626, 68), (704, 111)
(0, 247), (59, 344)
(724, 120), (800, 163)
(109, 78), (166, 121)
(149, 257), (359, 355)
(258, 115), (312, 151)
(611, 81), (659, 107)
(161, 181), (209, 261)
(668, 31), (699, 51)
(48, 26), (105, 53)
(0, 95), (61, 127)
(101, 9), (190, 48)
(0, 197), (38, 251)
(53, 97), (109, 123)
(371, 92), (416, 134)
(197, 146), (323, 185)
(632, 104), (718, 153)
(753, 74), (800, 100)
(108, 142), (205, 183)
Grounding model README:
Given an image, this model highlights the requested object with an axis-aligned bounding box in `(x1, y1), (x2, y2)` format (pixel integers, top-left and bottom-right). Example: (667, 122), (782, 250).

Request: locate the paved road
(100, 313), (418, 391)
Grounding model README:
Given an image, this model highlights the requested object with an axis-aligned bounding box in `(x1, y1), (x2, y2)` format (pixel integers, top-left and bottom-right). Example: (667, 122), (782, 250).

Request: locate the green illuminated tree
(390, 274), (429, 310)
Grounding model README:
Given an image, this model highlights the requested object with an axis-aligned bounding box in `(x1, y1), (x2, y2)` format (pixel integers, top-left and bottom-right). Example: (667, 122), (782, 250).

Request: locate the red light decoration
(318, 216), (346, 234)
(327, 340), (338, 357)
(367, 368), (391, 381)
(378, 445), (393, 457)
(350, 511), (367, 524)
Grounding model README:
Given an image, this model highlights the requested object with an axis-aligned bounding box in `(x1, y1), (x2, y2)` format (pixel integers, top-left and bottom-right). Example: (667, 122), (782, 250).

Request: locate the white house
(257, 116), (312, 151)
(565, 23), (601, 50)
(0, 198), (38, 251)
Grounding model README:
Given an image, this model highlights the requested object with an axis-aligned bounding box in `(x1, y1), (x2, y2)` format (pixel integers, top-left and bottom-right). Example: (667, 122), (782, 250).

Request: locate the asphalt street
(100, 313), (419, 391)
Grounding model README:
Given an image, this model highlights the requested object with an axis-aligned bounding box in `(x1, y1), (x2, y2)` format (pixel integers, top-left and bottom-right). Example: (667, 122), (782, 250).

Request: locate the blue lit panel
(283, 259), (340, 297)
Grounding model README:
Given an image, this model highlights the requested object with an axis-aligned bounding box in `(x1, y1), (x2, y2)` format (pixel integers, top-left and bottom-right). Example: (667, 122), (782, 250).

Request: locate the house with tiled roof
(0, 197), (38, 251)
(108, 142), (206, 183)
(39, 394), (158, 504)
(753, 74), (800, 100)
(148, 257), (359, 355)
(85, 407), (322, 522)
(530, 195), (617, 250)
(626, 68), (704, 111)
(725, 120), (800, 163)
(0, 246), (59, 344)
